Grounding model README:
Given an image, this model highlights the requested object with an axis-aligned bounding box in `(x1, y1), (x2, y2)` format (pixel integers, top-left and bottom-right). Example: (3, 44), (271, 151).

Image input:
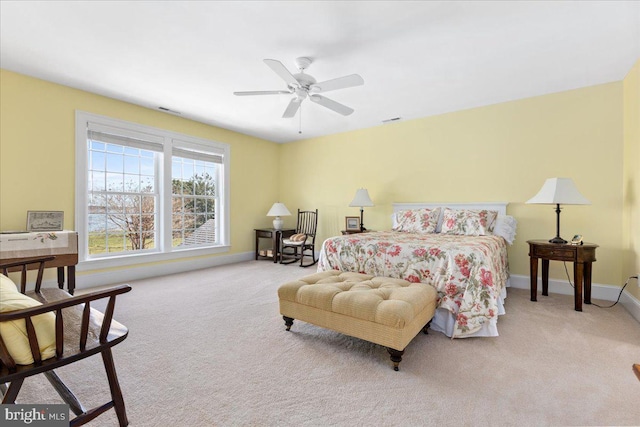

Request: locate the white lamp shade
(266, 202), (291, 217)
(526, 178), (590, 205)
(349, 189), (374, 207)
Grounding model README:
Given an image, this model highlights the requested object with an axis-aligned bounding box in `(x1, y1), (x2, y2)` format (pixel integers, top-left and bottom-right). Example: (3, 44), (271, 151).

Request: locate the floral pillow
(440, 208), (498, 236)
(392, 207), (441, 234)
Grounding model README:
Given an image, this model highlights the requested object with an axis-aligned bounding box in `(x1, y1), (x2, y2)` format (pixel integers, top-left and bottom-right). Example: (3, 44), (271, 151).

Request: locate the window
(86, 133), (160, 255)
(171, 146), (220, 247)
(76, 112), (230, 268)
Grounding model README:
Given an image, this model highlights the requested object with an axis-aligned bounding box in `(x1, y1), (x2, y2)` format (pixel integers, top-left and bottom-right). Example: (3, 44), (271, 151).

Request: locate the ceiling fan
(234, 57), (364, 118)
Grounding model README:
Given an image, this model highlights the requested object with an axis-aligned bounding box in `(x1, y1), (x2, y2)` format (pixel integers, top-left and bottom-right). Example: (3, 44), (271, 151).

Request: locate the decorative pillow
(0, 274), (56, 365)
(392, 207), (441, 234)
(288, 233), (307, 242)
(492, 215), (518, 245)
(440, 208), (499, 236)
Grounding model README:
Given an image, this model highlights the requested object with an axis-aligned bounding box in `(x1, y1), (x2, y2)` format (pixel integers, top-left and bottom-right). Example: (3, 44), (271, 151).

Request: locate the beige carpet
(11, 261), (640, 426)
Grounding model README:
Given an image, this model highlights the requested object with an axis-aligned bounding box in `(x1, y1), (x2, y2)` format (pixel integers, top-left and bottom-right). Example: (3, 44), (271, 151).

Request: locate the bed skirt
(430, 280), (509, 338)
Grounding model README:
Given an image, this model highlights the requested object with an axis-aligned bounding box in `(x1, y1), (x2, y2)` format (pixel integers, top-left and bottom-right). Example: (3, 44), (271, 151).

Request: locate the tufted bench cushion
(278, 270), (438, 370)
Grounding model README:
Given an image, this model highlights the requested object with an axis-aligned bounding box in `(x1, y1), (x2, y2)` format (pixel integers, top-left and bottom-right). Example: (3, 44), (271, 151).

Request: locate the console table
(0, 230), (78, 294)
(527, 239), (598, 311)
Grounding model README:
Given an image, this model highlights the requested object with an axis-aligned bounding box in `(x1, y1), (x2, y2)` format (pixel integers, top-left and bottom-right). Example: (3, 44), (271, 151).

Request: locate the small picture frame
(345, 216), (360, 232)
(26, 211), (64, 232)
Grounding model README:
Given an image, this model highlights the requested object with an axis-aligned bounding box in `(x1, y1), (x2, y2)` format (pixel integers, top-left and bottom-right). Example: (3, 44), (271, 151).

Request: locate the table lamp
(267, 202), (291, 230)
(349, 188), (374, 231)
(526, 177), (590, 244)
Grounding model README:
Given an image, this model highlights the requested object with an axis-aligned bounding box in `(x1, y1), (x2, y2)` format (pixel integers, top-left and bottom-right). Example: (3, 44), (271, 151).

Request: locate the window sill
(77, 244), (230, 272)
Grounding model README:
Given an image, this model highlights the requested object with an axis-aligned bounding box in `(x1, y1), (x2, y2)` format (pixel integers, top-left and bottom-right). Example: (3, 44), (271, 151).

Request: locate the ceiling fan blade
(282, 98), (302, 118)
(264, 59), (300, 88)
(233, 90), (292, 96)
(309, 94), (354, 116)
(310, 74), (364, 93)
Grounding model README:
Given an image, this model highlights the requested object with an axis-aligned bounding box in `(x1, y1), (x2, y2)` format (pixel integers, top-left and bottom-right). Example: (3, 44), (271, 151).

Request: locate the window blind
(172, 147), (223, 164)
(87, 122), (164, 152)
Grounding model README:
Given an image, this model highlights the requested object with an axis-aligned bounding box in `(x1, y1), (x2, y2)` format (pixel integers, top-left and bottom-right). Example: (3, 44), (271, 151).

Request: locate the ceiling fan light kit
(234, 57), (364, 120)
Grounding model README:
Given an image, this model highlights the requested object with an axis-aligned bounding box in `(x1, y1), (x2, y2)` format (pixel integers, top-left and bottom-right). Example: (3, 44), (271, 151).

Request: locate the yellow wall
(623, 59), (640, 299)
(280, 82), (625, 287)
(1, 68), (634, 291)
(0, 70), (280, 275)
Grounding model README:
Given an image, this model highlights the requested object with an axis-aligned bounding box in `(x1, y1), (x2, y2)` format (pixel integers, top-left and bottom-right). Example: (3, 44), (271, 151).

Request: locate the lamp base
(549, 236), (568, 244)
(273, 217), (283, 230)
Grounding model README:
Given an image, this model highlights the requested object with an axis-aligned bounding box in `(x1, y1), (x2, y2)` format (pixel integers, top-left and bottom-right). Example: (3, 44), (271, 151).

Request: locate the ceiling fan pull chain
(299, 104), (303, 134)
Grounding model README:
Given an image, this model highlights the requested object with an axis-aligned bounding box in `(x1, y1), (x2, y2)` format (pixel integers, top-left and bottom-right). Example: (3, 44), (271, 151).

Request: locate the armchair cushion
(0, 274), (56, 365)
(289, 233), (307, 242)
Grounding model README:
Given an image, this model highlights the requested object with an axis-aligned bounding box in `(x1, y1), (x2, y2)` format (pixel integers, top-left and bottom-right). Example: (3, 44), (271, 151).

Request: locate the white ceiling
(1, 1), (639, 143)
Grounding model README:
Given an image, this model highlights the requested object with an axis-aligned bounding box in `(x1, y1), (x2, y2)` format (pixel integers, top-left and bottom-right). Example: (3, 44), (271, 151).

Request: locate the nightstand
(255, 228), (295, 263)
(527, 239), (598, 311)
(341, 229), (365, 235)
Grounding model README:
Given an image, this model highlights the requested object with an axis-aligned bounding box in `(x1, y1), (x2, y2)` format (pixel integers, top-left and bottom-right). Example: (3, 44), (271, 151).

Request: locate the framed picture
(26, 211), (64, 232)
(345, 216), (360, 231)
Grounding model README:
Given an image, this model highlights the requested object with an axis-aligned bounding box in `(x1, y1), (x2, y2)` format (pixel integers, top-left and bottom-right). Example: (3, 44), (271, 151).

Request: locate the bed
(317, 202), (517, 339)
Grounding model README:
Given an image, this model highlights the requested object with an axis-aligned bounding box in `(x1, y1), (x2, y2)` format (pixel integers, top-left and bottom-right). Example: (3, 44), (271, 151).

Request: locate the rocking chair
(0, 256), (131, 426)
(279, 209), (318, 267)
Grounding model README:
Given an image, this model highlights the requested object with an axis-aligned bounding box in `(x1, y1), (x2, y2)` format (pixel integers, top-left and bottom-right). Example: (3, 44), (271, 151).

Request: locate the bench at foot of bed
(278, 271), (437, 371)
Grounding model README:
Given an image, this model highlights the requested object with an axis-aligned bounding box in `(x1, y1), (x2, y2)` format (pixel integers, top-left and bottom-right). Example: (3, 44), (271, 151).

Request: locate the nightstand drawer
(532, 245), (576, 261)
(255, 230), (273, 239)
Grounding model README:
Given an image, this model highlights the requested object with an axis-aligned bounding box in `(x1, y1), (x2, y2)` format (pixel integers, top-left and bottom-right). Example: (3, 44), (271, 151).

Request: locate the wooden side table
(255, 228), (295, 263)
(527, 239), (598, 311)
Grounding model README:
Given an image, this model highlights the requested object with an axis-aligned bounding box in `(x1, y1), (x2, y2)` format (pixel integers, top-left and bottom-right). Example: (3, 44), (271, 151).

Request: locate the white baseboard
(44, 262), (640, 325)
(509, 273), (640, 324)
(621, 291), (640, 324)
(50, 251), (255, 290)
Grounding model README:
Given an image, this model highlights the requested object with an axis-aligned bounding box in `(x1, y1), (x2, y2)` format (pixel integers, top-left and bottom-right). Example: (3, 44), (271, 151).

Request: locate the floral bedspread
(317, 231), (509, 338)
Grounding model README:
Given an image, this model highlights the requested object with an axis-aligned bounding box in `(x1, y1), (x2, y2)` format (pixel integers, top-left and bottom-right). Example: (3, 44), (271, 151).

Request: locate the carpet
(10, 261), (640, 426)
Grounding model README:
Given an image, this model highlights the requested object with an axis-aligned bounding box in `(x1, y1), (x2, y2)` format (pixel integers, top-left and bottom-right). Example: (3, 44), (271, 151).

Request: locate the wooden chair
(280, 209), (318, 267)
(0, 256), (131, 426)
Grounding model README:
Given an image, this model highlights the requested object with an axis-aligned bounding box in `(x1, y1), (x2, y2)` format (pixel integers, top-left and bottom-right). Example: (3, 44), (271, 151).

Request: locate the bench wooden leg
(283, 316), (294, 331)
(422, 320), (432, 334)
(387, 348), (404, 371)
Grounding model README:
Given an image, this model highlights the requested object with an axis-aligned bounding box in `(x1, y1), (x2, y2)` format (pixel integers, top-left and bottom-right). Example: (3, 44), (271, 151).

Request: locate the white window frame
(75, 111), (230, 270)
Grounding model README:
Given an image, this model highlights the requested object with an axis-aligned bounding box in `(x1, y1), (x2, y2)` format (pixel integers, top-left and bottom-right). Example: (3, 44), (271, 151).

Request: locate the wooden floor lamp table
(527, 239), (598, 312)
